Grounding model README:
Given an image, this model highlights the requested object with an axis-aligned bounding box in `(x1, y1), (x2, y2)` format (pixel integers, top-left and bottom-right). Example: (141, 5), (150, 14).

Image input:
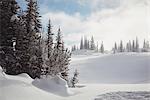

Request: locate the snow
(94, 91), (150, 100)
(32, 75), (74, 96)
(0, 52), (150, 100)
(70, 52), (150, 84)
(10, 15), (19, 22)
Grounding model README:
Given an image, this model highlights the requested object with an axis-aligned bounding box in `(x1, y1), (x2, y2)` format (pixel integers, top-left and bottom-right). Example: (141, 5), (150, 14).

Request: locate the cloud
(41, 0), (150, 50)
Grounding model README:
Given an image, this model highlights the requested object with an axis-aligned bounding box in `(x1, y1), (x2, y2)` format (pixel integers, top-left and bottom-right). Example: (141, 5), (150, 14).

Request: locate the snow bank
(32, 75), (74, 96)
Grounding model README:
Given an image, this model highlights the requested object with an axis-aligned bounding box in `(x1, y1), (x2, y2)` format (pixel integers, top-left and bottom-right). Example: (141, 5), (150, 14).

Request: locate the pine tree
(0, 0), (20, 74)
(87, 40), (90, 50)
(100, 41), (104, 53)
(126, 43), (130, 52)
(135, 37), (139, 52)
(119, 40), (124, 52)
(84, 36), (88, 49)
(90, 36), (95, 50)
(128, 40), (132, 52)
(132, 40), (135, 52)
(70, 69), (79, 88)
(80, 37), (84, 50)
(47, 28), (71, 81)
(25, 0), (43, 78)
(142, 39), (150, 52)
(46, 19), (53, 58)
(113, 42), (118, 53)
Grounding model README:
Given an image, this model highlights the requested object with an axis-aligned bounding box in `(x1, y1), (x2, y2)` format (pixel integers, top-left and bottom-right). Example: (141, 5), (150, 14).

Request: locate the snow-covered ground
(70, 51), (150, 84)
(0, 51), (150, 100)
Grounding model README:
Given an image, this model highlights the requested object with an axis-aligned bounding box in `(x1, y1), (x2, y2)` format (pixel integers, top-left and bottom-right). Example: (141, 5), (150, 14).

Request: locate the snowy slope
(0, 52), (150, 100)
(70, 52), (150, 84)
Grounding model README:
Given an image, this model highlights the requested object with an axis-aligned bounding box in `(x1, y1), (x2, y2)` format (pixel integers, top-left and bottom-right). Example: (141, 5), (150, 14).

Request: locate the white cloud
(41, 0), (150, 50)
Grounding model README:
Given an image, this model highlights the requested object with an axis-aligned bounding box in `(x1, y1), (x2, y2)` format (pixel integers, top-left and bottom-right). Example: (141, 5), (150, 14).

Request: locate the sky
(17, 0), (150, 50)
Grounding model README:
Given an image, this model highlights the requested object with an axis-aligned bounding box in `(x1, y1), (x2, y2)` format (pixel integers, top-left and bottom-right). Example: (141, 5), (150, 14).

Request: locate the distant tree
(100, 41), (104, 53)
(128, 40), (132, 52)
(119, 40), (124, 52)
(87, 40), (90, 50)
(113, 42), (118, 53)
(80, 37), (84, 50)
(132, 40), (135, 52)
(84, 36), (88, 49)
(135, 37), (139, 52)
(96, 42), (99, 52)
(142, 39), (150, 52)
(90, 36), (95, 50)
(126, 43), (130, 52)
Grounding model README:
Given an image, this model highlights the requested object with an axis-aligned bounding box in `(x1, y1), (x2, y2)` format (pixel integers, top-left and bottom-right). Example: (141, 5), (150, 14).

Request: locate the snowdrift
(0, 66), (73, 100)
(32, 75), (74, 96)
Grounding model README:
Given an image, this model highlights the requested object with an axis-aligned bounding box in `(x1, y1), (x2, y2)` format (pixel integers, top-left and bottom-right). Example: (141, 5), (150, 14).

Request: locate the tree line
(72, 36), (104, 53)
(0, 0), (71, 81)
(112, 37), (150, 53)
(72, 36), (150, 54)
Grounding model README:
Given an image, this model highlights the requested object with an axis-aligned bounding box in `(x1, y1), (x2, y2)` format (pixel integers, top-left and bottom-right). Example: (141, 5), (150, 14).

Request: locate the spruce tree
(119, 40), (123, 52)
(132, 40), (135, 52)
(90, 36), (95, 50)
(80, 37), (84, 50)
(100, 41), (104, 53)
(114, 42), (118, 53)
(55, 28), (71, 81)
(0, 0), (20, 74)
(46, 19), (53, 58)
(128, 40), (132, 52)
(44, 19), (54, 76)
(135, 37), (139, 52)
(84, 36), (88, 49)
(25, 0), (43, 78)
(70, 69), (79, 88)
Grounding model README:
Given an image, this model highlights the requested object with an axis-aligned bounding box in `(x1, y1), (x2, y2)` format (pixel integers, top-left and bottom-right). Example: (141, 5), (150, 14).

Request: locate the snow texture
(94, 91), (150, 100)
(70, 52), (150, 84)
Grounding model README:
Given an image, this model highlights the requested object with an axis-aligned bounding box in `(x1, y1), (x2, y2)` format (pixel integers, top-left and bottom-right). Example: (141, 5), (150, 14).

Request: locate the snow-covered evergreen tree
(135, 37), (139, 52)
(142, 39), (150, 52)
(132, 40), (136, 52)
(80, 37), (84, 50)
(0, 0), (20, 74)
(46, 19), (53, 59)
(84, 36), (88, 49)
(45, 28), (71, 81)
(25, 0), (43, 78)
(113, 42), (118, 53)
(119, 40), (124, 52)
(100, 41), (104, 53)
(90, 36), (95, 50)
(70, 69), (79, 88)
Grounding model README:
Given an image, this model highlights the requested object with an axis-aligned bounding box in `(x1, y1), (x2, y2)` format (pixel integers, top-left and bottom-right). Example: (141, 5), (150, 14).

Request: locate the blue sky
(16, 0), (150, 50)
(17, 0), (91, 16)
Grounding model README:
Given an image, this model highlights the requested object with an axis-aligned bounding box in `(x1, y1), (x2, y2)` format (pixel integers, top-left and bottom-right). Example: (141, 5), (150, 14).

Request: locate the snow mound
(17, 73), (31, 78)
(32, 75), (74, 96)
